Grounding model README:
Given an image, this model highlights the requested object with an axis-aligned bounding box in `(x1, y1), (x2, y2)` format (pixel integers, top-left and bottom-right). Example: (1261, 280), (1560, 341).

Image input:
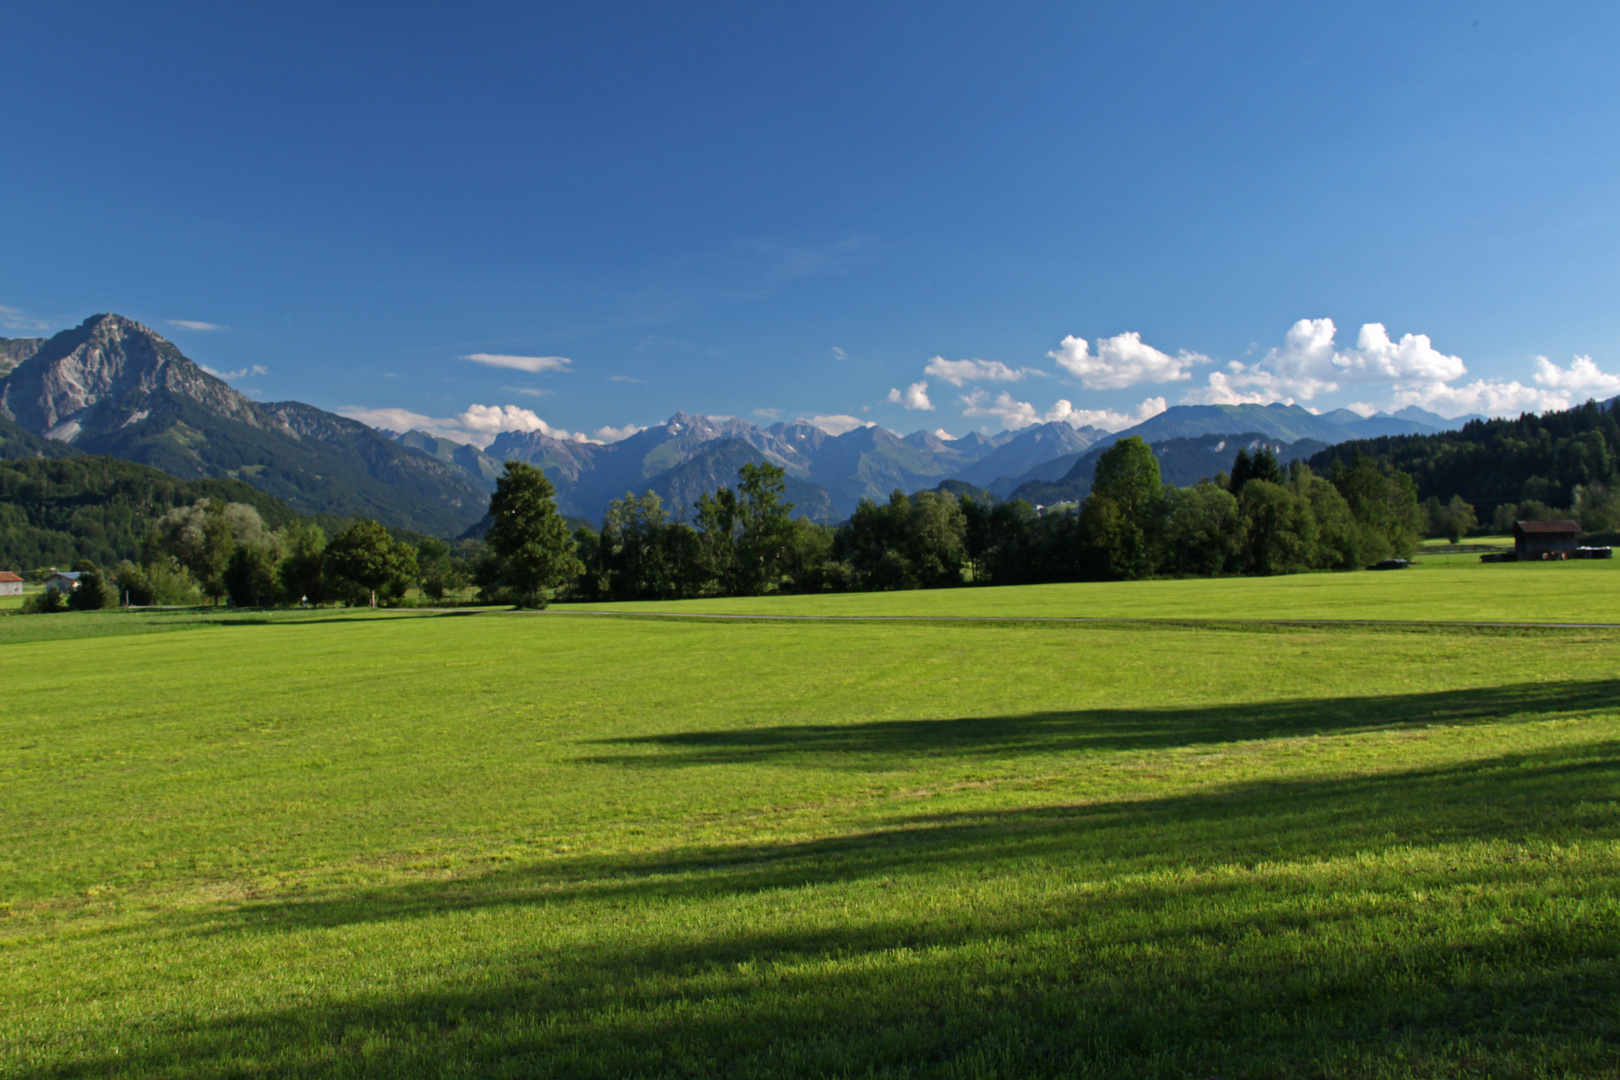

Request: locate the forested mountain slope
(0, 455), (309, 570)
(1306, 397), (1620, 511)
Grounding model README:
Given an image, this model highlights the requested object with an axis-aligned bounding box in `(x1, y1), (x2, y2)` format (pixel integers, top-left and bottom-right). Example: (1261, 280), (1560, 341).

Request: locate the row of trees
(22, 445), (1428, 612)
(33, 499), (475, 611)
(566, 439), (1424, 602)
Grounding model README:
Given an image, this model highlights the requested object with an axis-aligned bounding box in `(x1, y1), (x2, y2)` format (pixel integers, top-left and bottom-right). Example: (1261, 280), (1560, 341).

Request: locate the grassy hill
(3, 562), (1616, 1077)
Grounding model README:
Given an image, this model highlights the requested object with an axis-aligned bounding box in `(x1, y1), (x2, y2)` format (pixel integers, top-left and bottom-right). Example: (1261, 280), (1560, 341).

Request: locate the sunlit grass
(556, 555), (1619, 624)
(3, 588), (1617, 1077)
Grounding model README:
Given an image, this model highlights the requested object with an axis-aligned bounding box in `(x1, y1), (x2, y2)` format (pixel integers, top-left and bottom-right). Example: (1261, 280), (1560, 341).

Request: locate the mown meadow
(2, 559), (1617, 1077)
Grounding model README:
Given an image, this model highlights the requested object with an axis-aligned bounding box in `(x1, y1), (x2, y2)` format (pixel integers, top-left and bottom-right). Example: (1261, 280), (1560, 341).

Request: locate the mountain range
(0, 313), (1485, 538)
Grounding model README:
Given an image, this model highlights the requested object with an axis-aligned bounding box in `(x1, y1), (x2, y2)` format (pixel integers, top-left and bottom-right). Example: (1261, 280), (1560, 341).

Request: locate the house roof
(48, 571), (83, 581)
(1515, 519), (1580, 535)
(0, 572), (22, 583)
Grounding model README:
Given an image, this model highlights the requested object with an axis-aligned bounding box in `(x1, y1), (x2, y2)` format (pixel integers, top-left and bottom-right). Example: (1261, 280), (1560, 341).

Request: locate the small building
(1514, 520), (1580, 561)
(0, 572), (22, 597)
(44, 571), (82, 595)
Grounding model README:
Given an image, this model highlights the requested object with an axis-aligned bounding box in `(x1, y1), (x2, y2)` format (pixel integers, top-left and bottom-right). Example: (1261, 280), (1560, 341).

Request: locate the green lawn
(556, 555), (1620, 624)
(3, 576), (1618, 1077)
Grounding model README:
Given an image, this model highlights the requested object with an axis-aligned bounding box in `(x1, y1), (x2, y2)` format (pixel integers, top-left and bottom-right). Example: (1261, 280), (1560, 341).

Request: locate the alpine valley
(0, 314), (1476, 537)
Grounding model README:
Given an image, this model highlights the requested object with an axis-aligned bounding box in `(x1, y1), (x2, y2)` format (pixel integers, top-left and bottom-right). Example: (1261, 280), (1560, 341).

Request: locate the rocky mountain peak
(0, 312), (260, 440)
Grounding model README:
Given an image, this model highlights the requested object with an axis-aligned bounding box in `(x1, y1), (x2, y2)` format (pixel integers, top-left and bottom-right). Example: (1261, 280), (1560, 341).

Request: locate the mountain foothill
(0, 313), (1489, 542)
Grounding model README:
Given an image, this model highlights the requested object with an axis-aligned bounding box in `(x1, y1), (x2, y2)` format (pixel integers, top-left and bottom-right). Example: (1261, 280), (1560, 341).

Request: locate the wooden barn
(0, 572), (22, 597)
(1514, 520), (1580, 561)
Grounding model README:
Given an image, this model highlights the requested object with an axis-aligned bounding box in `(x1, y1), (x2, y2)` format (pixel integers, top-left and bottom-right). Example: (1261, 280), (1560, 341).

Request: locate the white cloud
(456, 403), (585, 441)
(200, 363), (267, 380)
(887, 380), (934, 410)
(341, 402), (633, 447)
(932, 429), (957, 440)
(500, 386), (552, 397)
(1049, 332), (1206, 389)
(959, 390), (1166, 432)
(752, 407), (782, 420)
(1378, 379), (1571, 418)
(608, 374), (644, 383)
(168, 319), (226, 331)
(1342, 323), (1467, 383)
(1533, 354), (1620, 396)
(1183, 319), (1468, 406)
(832, 346), (848, 362)
(0, 305), (51, 332)
(923, 356), (1031, 387)
(461, 352), (572, 373)
(592, 423), (646, 443)
(340, 407), (444, 434)
(1180, 370), (1290, 407)
(804, 414), (876, 436)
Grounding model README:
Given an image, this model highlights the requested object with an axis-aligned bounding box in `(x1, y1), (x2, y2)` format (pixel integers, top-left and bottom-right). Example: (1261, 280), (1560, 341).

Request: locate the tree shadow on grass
(32, 741), (1620, 1078)
(580, 678), (1620, 764)
(173, 739), (1620, 938)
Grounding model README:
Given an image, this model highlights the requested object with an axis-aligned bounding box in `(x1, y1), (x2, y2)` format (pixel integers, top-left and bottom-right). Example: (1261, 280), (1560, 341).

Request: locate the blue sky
(4, 2), (1619, 444)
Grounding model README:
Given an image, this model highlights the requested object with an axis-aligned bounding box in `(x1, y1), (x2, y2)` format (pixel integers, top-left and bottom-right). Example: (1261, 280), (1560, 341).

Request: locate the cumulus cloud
(1376, 379), (1572, 419)
(456, 403), (584, 440)
(960, 390), (1166, 432)
(1180, 370), (1289, 407)
(1182, 319), (1469, 406)
(461, 352), (572, 374)
(804, 414), (876, 436)
(168, 319), (226, 331)
(923, 356), (1031, 387)
(1175, 318), (1620, 419)
(933, 429), (958, 440)
(887, 380), (934, 410)
(1533, 355), (1620, 396)
(1049, 332), (1207, 389)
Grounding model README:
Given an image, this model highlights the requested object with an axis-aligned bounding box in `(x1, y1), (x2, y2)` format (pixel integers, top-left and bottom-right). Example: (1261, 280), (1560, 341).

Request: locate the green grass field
(3, 562), (1618, 1077)
(555, 556), (1619, 624)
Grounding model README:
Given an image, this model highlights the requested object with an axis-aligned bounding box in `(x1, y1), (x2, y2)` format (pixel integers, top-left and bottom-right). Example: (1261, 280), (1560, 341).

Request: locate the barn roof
(0, 572), (22, 582)
(48, 571), (82, 581)
(1515, 519), (1580, 534)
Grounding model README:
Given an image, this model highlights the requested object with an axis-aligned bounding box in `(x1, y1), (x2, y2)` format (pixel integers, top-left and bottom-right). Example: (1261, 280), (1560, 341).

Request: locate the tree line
(1308, 396), (1620, 534)
(569, 438), (1424, 602)
(14, 437), (1432, 612)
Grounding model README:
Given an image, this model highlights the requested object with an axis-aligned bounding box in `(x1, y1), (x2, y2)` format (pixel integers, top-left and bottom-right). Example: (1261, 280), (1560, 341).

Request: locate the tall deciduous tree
(1081, 436), (1165, 579)
(325, 519), (419, 607)
(478, 462), (582, 608)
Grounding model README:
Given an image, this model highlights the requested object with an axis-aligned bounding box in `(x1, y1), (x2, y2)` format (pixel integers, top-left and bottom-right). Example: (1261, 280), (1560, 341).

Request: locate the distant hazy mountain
(407, 400), (1475, 525)
(396, 429), (506, 485)
(473, 411), (1012, 521)
(939, 421), (1106, 490)
(1092, 402), (1456, 452)
(0, 315), (490, 535)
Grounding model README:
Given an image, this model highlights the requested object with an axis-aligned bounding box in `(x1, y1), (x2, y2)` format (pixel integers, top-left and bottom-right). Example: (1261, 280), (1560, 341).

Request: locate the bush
(24, 588), (66, 614)
(67, 570), (115, 611)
